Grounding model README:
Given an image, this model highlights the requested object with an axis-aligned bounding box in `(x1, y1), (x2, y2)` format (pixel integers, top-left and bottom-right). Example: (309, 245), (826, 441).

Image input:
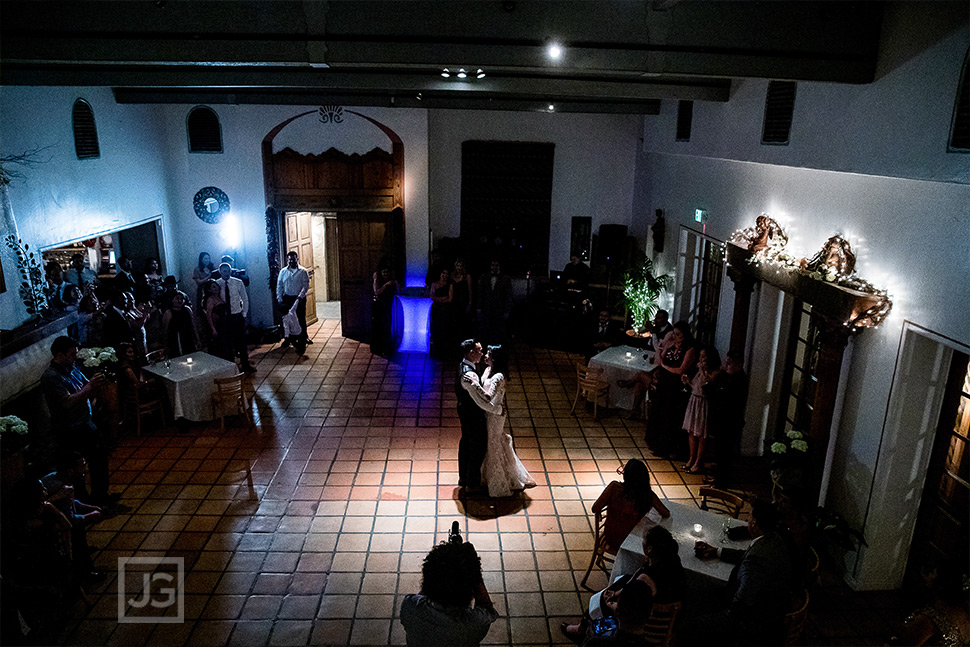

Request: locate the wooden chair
(145, 349), (167, 365)
(699, 486), (744, 519)
(642, 600), (682, 646)
(782, 588), (810, 646)
(211, 373), (254, 433)
(122, 381), (164, 436)
(580, 504), (617, 590)
(571, 363), (610, 419)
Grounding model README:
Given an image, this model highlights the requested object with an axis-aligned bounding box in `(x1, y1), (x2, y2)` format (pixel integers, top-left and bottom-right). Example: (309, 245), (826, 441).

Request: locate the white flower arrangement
(0, 415), (29, 436)
(77, 346), (118, 368)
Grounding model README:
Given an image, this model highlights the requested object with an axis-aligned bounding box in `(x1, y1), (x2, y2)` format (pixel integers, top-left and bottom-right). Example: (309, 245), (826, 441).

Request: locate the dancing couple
(456, 339), (536, 498)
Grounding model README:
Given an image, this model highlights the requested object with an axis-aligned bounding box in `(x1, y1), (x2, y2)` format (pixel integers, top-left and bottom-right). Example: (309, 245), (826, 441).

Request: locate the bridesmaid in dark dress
(162, 291), (200, 358)
(429, 268), (454, 359)
(649, 320), (697, 457)
(450, 258), (473, 341)
(371, 264), (399, 355)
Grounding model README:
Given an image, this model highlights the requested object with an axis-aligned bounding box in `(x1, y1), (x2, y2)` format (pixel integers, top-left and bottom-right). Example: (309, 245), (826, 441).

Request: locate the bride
(480, 345), (536, 497)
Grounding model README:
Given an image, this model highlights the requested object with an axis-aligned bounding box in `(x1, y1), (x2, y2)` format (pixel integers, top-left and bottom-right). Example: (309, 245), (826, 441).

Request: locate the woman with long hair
(592, 459), (670, 555)
(202, 279), (230, 360)
(681, 345), (721, 474)
(451, 258), (474, 340)
(429, 268), (454, 359)
(192, 252), (214, 310)
(479, 345), (535, 497)
(162, 290), (201, 358)
(650, 320), (697, 457)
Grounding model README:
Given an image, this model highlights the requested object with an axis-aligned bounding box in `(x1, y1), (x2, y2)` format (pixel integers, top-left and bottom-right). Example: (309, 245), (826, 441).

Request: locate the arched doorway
(261, 109), (405, 341)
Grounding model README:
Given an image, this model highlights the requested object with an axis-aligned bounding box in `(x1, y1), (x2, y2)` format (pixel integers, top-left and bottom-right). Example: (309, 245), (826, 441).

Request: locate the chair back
(214, 373), (246, 400)
(145, 349), (167, 365)
(699, 486), (744, 519)
(782, 588), (810, 646)
(577, 362), (606, 388)
(642, 600), (682, 646)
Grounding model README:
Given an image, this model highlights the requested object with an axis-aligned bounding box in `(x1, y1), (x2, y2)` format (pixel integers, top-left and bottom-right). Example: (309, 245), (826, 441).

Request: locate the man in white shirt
(276, 251), (311, 350)
(216, 262), (255, 373)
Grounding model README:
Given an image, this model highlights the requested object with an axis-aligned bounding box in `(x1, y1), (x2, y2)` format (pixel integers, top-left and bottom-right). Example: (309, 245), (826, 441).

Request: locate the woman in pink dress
(681, 345), (721, 474)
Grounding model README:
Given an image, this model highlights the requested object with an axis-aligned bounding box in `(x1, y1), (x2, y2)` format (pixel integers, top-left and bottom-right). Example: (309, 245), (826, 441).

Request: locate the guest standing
(64, 253), (98, 294)
(451, 258), (474, 341)
(649, 321), (697, 458)
(477, 259), (512, 346)
(681, 345), (721, 474)
(162, 291), (200, 358)
(371, 263), (399, 356)
(202, 280), (230, 360)
(216, 263), (255, 372)
(276, 250), (311, 352)
(704, 349), (748, 488)
(192, 252), (214, 311)
(101, 291), (135, 351)
(113, 256), (137, 296)
(75, 294), (104, 347)
(429, 268), (454, 359)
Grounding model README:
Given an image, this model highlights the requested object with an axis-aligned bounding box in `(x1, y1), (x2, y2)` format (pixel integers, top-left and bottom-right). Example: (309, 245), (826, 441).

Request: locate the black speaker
(596, 224), (628, 267)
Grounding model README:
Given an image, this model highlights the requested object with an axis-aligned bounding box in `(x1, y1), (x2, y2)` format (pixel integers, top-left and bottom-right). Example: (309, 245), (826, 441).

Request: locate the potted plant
(768, 429), (810, 497)
(621, 258), (671, 333)
(1, 415), (30, 488)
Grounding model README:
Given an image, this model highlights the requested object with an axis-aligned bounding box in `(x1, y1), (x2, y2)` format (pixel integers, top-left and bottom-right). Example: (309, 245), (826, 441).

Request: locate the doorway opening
(284, 211), (340, 326)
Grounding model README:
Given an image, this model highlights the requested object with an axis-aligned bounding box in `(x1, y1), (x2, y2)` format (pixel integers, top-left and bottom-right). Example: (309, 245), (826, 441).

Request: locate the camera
(448, 520), (463, 544)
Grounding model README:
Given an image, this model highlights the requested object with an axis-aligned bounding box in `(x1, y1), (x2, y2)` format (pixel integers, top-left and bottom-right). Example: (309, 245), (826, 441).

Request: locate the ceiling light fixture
(547, 42), (563, 60)
(441, 68), (450, 78)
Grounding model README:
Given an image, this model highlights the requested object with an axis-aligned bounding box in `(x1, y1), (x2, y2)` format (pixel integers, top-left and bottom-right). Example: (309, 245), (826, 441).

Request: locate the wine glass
(720, 518), (731, 544)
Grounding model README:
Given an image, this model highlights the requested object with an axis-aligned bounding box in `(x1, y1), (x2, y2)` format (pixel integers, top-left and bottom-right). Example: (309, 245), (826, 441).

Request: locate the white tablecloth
(143, 351), (239, 421)
(611, 500), (751, 584)
(588, 345), (656, 410)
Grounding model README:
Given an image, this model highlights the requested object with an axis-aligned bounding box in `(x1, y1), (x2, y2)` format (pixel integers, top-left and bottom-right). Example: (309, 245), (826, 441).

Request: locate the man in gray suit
(693, 499), (794, 646)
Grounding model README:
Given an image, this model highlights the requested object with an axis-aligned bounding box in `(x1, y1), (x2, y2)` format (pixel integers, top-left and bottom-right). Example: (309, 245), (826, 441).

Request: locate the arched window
(187, 106), (223, 153)
(72, 99), (100, 159)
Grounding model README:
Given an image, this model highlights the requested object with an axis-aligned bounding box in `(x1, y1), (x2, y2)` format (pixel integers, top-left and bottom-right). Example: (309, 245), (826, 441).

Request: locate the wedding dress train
(480, 369), (536, 498)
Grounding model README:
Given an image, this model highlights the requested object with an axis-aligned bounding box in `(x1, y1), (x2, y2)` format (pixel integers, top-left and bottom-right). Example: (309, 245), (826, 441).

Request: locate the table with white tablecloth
(589, 499), (751, 616)
(143, 351), (239, 421)
(588, 345), (656, 410)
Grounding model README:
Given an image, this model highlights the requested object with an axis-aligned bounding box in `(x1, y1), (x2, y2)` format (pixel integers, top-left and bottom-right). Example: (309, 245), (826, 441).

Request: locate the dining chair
(145, 349), (167, 365)
(782, 588), (810, 645)
(122, 380), (165, 437)
(570, 362), (610, 419)
(580, 504), (617, 591)
(642, 600), (682, 646)
(698, 486), (744, 519)
(211, 373), (255, 433)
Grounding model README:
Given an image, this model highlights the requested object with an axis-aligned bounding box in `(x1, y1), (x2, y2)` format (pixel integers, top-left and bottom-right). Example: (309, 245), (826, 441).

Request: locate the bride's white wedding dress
(480, 368), (536, 498)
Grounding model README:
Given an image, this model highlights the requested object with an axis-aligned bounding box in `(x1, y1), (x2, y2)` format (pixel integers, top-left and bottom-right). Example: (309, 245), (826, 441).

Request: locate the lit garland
(727, 214), (893, 330)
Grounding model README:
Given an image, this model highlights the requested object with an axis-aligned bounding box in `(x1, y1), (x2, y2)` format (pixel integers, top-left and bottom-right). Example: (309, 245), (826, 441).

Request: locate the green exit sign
(694, 209), (708, 223)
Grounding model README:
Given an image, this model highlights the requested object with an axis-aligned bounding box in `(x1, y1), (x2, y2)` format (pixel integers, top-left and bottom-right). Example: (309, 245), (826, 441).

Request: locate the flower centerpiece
(0, 415), (30, 458)
(621, 258), (671, 333)
(77, 346), (119, 380)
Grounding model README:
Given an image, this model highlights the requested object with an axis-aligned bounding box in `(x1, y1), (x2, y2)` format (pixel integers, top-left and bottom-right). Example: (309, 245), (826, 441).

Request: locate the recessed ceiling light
(547, 43), (563, 60)
(457, 68), (467, 79)
(477, 69), (485, 79)
(441, 68), (450, 78)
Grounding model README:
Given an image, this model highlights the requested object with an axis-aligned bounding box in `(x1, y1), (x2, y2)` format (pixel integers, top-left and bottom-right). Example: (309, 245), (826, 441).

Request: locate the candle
(625, 351), (632, 359)
(186, 357), (193, 364)
(693, 523), (703, 535)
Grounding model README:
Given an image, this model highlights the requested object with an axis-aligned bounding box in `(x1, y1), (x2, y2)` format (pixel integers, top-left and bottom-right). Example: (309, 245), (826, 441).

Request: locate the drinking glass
(720, 518), (731, 544)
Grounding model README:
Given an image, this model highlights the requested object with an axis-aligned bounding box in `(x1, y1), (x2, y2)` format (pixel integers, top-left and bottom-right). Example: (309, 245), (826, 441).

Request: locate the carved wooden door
(285, 211), (317, 326)
(337, 213), (391, 340)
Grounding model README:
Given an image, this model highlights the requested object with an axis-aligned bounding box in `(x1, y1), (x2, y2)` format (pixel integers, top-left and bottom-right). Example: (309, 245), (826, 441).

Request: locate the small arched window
(72, 99), (100, 160)
(187, 106), (223, 153)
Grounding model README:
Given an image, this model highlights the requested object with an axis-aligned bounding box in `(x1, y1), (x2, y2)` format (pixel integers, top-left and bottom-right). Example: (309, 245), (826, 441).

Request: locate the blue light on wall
(395, 295), (431, 353)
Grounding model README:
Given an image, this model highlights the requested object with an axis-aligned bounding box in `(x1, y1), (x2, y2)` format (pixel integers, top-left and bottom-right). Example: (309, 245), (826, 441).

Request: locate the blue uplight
(395, 295), (431, 353)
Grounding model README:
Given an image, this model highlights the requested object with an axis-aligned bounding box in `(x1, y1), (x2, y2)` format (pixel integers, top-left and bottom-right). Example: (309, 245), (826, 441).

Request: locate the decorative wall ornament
(3, 234), (49, 315)
(318, 105), (344, 124)
(727, 216), (893, 330)
(193, 186), (230, 223)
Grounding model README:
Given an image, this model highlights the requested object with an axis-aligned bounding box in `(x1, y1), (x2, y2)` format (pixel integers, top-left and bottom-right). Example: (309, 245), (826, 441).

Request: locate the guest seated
(61, 284), (82, 311)
(692, 499), (793, 646)
(563, 252), (590, 293)
(562, 526), (685, 643)
(41, 452), (104, 579)
(582, 578), (655, 646)
(593, 459), (670, 558)
(644, 309), (672, 351)
(400, 537), (498, 646)
(586, 309), (621, 362)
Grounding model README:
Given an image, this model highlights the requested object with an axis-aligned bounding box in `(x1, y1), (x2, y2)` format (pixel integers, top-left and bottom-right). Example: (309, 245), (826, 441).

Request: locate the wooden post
(726, 265), (756, 356)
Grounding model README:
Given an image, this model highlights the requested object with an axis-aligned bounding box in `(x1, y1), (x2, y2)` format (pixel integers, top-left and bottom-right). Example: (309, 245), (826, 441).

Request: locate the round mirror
(193, 186), (230, 224)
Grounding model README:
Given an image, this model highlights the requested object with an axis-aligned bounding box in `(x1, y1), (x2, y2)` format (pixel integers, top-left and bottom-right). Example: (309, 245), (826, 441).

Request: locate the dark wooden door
(904, 350), (970, 593)
(337, 213), (392, 340)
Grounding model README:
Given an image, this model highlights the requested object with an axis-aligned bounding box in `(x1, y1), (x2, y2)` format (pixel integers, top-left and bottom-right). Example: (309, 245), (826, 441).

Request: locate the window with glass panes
(779, 302), (820, 434)
(675, 227), (723, 346)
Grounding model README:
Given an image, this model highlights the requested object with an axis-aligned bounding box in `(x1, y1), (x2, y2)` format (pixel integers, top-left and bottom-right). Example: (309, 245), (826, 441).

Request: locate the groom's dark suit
(456, 359), (488, 489)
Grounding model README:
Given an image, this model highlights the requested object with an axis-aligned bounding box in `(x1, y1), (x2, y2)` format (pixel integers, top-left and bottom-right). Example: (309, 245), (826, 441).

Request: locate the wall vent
(72, 99), (100, 159)
(949, 48), (969, 152)
(676, 100), (693, 142)
(761, 81), (797, 145)
(188, 106), (223, 153)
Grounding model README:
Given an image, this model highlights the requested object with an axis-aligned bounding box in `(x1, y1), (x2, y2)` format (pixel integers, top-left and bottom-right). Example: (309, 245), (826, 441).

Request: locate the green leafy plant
(3, 234), (49, 315)
(0, 415), (30, 458)
(621, 258), (671, 331)
(813, 506), (868, 553)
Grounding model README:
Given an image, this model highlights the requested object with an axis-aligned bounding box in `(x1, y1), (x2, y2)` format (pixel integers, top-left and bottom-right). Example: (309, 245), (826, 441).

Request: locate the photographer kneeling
(400, 526), (498, 646)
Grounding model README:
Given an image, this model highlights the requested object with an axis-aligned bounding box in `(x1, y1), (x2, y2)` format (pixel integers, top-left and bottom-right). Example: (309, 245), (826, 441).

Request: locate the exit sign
(694, 209), (708, 223)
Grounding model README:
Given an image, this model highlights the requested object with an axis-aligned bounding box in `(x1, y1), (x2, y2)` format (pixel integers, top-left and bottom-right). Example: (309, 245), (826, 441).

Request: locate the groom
(456, 338), (503, 493)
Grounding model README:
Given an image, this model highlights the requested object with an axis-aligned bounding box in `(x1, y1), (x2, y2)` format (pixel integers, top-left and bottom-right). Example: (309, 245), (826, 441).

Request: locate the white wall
(636, 2), (970, 590)
(0, 86), (174, 330)
(428, 109), (641, 272)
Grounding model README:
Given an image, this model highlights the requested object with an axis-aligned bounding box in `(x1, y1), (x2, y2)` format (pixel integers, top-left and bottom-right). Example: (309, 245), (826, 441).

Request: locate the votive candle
(693, 523), (703, 535)
(186, 357), (193, 364)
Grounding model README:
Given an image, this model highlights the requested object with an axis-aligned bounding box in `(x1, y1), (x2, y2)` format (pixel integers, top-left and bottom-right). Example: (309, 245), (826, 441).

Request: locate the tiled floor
(49, 318), (905, 646)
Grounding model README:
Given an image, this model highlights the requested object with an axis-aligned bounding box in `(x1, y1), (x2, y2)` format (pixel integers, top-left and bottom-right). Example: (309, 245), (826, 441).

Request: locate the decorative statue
(731, 214), (789, 258)
(799, 235), (856, 277)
